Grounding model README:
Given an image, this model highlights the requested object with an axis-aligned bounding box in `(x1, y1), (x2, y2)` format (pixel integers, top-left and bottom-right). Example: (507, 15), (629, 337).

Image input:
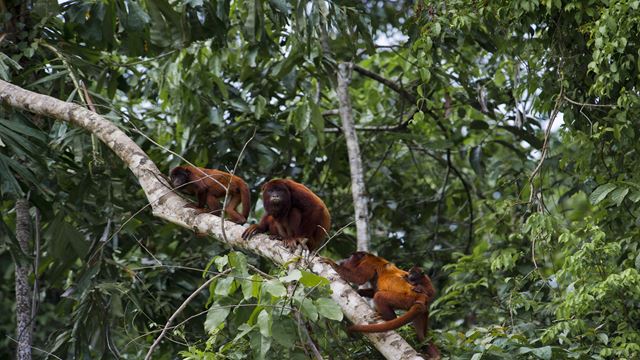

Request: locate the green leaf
(214, 255), (229, 272)
(204, 305), (230, 333)
(257, 310), (272, 337)
(610, 187), (629, 206)
(242, 274), (263, 300)
(299, 298), (318, 321)
(264, 279), (286, 298)
(215, 277), (236, 296)
(229, 251), (249, 276)
(250, 331), (272, 360)
(597, 333), (609, 344)
(279, 269), (302, 283)
(271, 316), (297, 348)
(315, 298), (343, 321)
(589, 183), (617, 204)
(269, 0), (289, 13)
(628, 191), (640, 203)
(530, 346), (552, 360)
(299, 270), (329, 287)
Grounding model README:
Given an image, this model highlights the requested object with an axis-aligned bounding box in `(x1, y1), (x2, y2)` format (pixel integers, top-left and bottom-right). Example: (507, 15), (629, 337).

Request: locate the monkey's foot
(282, 238), (304, 250)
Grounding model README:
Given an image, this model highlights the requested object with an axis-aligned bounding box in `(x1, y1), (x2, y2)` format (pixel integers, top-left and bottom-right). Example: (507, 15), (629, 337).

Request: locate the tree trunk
(336, 62), (371, 252)
(0, 79), (424, 360)
(15, 198), (32, 360)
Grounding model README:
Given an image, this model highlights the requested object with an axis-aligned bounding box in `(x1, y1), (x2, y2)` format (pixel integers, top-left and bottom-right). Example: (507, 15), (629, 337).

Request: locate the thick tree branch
(0, 80), (424, 360)
(337, 63), (371, 252)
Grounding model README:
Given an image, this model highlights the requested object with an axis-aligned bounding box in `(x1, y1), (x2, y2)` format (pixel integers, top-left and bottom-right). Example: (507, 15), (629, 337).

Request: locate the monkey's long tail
(240, 182), (251, 220)
(348, 303), (426, 334)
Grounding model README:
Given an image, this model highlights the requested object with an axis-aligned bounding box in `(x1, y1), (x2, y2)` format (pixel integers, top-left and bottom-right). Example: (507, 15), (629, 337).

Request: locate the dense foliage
(2, 0), (640, 358)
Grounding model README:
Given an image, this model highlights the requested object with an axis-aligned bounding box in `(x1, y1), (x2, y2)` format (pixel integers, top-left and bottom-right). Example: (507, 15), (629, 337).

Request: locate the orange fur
(324, 252), (439, 358)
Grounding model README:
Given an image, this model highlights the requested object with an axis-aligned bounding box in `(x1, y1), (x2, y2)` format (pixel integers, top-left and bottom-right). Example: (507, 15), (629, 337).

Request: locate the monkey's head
(262, 179), (291, 217)
(170, 166), (193, 192)
(338, 252), (387, 281)
(405, 266), (425, 284)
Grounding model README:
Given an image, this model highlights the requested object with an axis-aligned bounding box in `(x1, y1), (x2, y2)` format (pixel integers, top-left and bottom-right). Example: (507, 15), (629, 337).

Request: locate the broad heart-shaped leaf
(250, 331), (272, 360)
(299, 298), (318, 322)
(263, 279), (286, 298)
(229, 251), (249, 277)
(315, 298), (343, 321)
(299, 270), (329, 287)
(257, 309), (272, 337)
(214, 255), (229, 272)
(242, 274), (263, 300)
(589, 183), (617, 204)
(214, 277), (237, 296)
(610, 186), (629, 206)
(204, 305), (230, 333)
(279, 269), (302, 283)
(516, 346), (552, 360)
(271, 316), (297, 348)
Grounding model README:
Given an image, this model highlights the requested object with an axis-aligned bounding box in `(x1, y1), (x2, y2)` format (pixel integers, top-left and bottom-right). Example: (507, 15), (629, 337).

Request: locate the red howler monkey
(405, 266), (436, 299)
(241, 179), (330, 251)
(170, 166), (251, 224)
(323, 252), (438, 356)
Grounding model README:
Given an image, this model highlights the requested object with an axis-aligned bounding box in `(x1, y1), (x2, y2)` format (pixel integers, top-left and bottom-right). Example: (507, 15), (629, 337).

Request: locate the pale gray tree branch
(0, 80), (424, 360)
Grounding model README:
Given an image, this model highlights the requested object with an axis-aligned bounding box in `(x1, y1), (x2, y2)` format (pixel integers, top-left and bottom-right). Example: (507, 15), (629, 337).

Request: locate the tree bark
(0, 80), (424, 360)
(337, 63), (371, 252)
(15, 198), (32, 360)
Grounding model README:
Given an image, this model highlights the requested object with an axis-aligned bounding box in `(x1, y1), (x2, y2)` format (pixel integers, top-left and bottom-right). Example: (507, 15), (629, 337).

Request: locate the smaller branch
(353, 64), (416, 103)
(528, 87), (564, 208)
(409, 143), (475, 254)
(433, 150), (452, 244)
(324, 108), (418, 133)
(563, 95), (615, 108)
(298, 311), (323, 360)
(144, 269), (231, 360)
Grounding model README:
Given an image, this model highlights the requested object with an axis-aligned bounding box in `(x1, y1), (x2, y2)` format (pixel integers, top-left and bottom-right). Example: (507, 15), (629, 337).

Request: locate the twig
(563, 95), (615, 108)
(6, 336), (62, 360)
(433, 150), (452, 244)
(528, 87), (565, 208)
(220, 128), (257, 243)
(144, 269), (231, 360)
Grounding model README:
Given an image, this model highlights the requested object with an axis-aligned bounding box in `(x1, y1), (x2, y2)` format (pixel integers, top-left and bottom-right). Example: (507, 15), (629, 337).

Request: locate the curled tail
(240, 181), (251, 220)
(348, 303), (426, 334)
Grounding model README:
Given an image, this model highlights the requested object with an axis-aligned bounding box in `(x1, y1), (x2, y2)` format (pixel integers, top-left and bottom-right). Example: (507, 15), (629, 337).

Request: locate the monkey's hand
(242, 224), (260, 240)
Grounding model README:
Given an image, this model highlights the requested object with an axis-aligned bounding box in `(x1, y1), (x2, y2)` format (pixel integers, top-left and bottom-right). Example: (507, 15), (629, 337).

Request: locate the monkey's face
(170, 167), (191, 188)
(262, 182), (291, 216)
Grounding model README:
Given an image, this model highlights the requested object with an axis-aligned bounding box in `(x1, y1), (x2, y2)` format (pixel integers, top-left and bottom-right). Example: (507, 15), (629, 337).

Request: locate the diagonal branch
(0, 79), (425, 360)
(353, 64), (416, 103)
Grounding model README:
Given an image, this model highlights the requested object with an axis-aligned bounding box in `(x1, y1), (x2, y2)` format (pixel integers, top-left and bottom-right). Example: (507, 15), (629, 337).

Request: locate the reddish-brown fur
(170, 166), (251, 224)
(405, 266), (436, 299)
(241, 179), (330, 251)
(324, 252), (439, 359)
